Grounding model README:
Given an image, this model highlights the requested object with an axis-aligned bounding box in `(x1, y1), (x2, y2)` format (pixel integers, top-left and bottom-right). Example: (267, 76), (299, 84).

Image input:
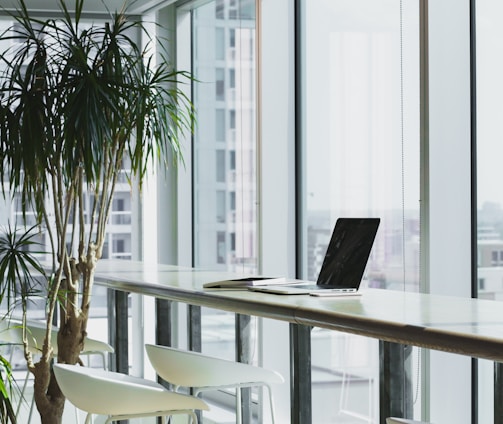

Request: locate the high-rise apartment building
(192, 1), (258, 274)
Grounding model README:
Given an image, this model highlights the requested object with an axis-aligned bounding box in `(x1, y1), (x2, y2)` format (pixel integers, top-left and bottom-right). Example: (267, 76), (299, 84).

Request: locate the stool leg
(236, 387), (242, 424)
(99, 351), (106, 369)
(189, 410), (198, 424)
(74, 402), (80, 423)
(265, 384), (276, 424)
(15, 368), (30, 418)
(27, 391), (35, 422)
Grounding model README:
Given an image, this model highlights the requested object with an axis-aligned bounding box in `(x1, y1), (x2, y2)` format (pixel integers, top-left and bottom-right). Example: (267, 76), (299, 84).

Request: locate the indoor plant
(0, 224), (46, 424)
(0, 0), (192, 422)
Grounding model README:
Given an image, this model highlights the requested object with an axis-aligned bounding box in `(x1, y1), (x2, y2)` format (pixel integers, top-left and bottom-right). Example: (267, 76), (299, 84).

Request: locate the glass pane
(476, 0), (503, 421)
(300, 0), (420, 422)
(476, 0), (503, 298)
(192, 2), (258, 409)
(193, 0), (257, 274)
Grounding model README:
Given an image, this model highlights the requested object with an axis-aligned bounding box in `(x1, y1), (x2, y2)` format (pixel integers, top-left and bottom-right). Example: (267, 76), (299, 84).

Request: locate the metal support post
(494, 362), (503, 424)
(290, 323), (311, 424)
(155, 298), (173, 393)
(107, 289), (129, 424)
(236, 314), (253, 424)
(156, 298), (173, 347)
(188, 304), (202, 423)
(115, 290), (130, 375)
(379, 341), (413, 422)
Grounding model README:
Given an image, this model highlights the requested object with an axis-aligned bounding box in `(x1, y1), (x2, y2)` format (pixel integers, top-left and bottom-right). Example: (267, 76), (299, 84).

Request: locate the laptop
(248, 217), (380, 296)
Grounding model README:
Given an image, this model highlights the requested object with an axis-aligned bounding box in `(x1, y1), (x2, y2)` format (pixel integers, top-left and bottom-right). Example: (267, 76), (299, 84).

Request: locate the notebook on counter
(203, 276), (287, 289)
(248, 217), (380, 296)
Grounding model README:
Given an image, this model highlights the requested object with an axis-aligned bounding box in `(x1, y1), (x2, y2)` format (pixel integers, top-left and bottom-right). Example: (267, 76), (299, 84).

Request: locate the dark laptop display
(315, 217), (380, 289)
(249, 217), (380, 295)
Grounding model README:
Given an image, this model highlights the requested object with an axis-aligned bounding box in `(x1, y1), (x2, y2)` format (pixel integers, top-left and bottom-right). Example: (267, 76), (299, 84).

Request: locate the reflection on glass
(301, 0), (419, 422)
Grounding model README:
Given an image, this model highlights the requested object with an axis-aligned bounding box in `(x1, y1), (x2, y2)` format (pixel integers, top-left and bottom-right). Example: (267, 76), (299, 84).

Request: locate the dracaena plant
(0, 0), (193, 422)
(0, 223), (46, 424)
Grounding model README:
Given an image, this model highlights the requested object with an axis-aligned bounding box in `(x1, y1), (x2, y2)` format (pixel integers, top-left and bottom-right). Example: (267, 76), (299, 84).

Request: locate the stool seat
(146, 344), (283, 388)
(3, 318), (114, 357)
(145, 344), (284, 424)
(53, 364), (208, 424)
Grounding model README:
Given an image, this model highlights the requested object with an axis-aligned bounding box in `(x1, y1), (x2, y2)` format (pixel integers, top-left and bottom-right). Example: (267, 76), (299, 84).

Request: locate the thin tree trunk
(32, 319), (87, 423)
(38, 398), (64, 424)
(32, 278), (90, 424)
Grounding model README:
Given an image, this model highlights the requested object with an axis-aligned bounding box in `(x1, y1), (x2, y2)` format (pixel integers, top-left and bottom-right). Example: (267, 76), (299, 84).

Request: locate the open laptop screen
(316, 218), (380, 288)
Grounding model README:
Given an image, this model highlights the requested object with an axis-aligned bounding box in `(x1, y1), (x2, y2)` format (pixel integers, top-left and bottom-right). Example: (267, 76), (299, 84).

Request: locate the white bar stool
(1, 318), (114, 420)
(145, 343), (284, 424)
(7, 318), (114, 366)
(53, 363), (209, 424)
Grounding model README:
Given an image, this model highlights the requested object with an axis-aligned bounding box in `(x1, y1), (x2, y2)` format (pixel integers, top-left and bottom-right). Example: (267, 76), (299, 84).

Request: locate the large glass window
(476, 1), (503, 301)
(300, 0), (420, 421)
(192, 0), (259, 419)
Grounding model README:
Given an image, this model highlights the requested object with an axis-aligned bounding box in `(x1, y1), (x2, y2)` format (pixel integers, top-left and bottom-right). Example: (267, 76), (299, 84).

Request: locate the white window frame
(421, 0), (473, 422)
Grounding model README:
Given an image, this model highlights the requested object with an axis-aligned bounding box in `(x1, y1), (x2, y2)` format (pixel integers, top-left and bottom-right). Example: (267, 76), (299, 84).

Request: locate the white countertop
(94, 260), (503, 362)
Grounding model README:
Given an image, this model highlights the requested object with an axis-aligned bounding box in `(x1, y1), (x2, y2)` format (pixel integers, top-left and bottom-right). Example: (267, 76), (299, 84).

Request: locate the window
(216, 27), (225, 60)
(114, 199), (124, 211)
(215, 0), (224, 19)
(230, 191), (236, 210)
(229, 151), (236, 170)
(229, 109), (236, 129)
(217, 231), (226, 263)
(229, 68), (235, 88)
(300, 0), (420, 421)
(477, 2), (503, 420)
(235, 0), (255, 20)
(229, 28), (235, 48)
(216, 109), (226, 141)
(217, 190), (226, 223)
(479, 278), (485, 290)
(192, 4), (258, 402)
(216, 150), (226, 182)
(193, 0), (257, 271)
(230, 232), (236, 251)
(114, 238), (125, 253)
(216, 68), (225, 100)
(111, 234), (131, 259)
